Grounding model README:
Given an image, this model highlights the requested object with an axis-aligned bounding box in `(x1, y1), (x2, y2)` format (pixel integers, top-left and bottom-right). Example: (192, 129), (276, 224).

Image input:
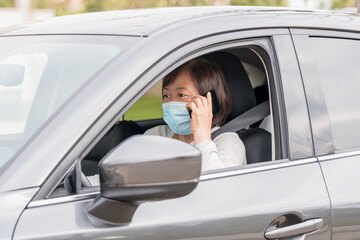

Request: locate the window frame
(33, 28), (306, 203)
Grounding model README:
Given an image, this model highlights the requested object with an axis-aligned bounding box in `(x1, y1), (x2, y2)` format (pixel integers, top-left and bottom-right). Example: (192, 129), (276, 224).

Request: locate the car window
(80, 46), (274, 185)
(124, 81), (163, 121)
(49, 38), (286, 199)
(311, 37), (360, 151)
(0, 36), (129, 168)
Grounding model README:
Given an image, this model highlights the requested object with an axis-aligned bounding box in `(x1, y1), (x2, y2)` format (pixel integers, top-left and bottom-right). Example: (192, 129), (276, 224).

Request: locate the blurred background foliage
(230, 0), (286, 6)
(0, 0), (13, 7)
(0, 0), (358, 16)
(2, 0), (357, 16)
(48, 0), (287, 15)
(81, 0), (287, 13)
(331, 0), (358, 8)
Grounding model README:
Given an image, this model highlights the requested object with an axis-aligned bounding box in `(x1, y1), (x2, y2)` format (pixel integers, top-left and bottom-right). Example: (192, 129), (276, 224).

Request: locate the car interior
(50, 46), (273, 197)
(82, 47), (272, 175)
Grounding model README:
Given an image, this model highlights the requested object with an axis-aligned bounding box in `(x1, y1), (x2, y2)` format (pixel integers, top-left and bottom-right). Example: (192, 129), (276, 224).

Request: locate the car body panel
(291, 28), (360, 240)
(290, 33), (334, 157)
(1, 7), (360, 37)
(0, 188), (38, 240)
(272, 34), (314, 159)
(15, 161), (330, 240)
(319, 153), (360, 240)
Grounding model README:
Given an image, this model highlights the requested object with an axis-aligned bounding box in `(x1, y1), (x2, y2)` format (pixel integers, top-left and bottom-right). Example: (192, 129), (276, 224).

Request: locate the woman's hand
(187, 92), (213, 145)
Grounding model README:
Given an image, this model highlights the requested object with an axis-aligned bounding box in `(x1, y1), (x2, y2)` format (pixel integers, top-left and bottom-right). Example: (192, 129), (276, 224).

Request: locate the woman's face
(162, 69), (200, 103)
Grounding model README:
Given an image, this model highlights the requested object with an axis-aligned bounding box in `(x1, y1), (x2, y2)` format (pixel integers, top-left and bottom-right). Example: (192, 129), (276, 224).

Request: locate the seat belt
(211, 100), (270, 139)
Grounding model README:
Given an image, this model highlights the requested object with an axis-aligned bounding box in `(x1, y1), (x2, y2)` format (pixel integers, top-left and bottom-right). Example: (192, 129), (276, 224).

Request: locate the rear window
(311, 37), (360, 151)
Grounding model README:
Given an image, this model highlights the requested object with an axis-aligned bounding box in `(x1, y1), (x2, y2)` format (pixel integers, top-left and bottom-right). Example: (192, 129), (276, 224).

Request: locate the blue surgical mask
(162, 102), (192, 135)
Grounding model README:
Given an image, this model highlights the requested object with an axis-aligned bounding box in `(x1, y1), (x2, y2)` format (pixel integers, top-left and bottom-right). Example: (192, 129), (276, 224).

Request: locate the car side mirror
(0, 64), (25, 87)
(86, 135), (202, 225)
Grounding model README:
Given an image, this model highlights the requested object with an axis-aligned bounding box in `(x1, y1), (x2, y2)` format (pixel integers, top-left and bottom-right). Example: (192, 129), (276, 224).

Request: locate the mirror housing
(0, 64), (25, 87)
(87, 135), (201, 225)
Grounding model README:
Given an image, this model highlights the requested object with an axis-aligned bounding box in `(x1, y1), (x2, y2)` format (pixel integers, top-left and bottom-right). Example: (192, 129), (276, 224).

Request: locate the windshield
(0, 35), (133, 168)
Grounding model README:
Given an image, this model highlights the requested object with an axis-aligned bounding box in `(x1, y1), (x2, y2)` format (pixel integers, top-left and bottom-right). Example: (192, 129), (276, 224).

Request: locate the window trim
(271, 34), (315, 160)
(28, 157), (317, 208)
(200, 157), (316, 181)
(318, 149), (360, 162)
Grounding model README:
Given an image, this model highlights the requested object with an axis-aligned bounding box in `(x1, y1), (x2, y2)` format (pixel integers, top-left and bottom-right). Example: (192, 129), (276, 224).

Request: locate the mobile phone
(188, 89), (220, 118)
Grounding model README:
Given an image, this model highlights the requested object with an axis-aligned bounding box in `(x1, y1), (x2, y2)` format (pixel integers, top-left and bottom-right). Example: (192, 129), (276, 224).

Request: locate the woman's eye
(162, 94), (170, 99)
(178, 93), (188, 98)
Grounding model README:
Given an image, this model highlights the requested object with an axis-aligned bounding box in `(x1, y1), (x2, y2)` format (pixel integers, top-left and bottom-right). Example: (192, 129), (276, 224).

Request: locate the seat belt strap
(211, 100), (270, 139)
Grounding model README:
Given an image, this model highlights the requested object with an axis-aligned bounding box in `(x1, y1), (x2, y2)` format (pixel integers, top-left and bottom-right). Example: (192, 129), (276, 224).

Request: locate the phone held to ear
(188, 89), (220, 118)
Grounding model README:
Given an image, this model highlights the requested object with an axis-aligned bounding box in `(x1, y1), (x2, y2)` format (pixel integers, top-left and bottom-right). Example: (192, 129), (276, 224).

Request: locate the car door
(13, 30), (331, 240)
(292, 28), (360, 240)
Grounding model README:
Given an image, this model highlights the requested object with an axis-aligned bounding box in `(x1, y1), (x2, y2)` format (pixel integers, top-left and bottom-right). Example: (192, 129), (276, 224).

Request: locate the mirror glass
(0, 64), (25, 87)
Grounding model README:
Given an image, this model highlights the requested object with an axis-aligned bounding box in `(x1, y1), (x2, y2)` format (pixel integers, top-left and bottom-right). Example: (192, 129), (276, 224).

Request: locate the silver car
(1, 6), (360, 240)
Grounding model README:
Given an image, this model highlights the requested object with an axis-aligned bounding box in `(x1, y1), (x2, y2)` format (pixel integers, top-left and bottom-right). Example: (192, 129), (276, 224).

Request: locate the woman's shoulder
(210, 127), (243, 144)
(213, 132), (246, 163)
(213, 131), (243, 144)
(144, 125), (174, 137)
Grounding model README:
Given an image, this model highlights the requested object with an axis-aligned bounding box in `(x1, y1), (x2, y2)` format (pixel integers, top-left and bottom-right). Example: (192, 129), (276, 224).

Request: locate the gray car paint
(290, 30), (335, 157)
(15, 160), (330, 240)
(0, 6), (359, 240)
(2, 7), (360, 37)
(0, 188), (38, 240)
(319, 153), (360, 240)
(271, 34), (315, 159)
(291, 28), (360, 240)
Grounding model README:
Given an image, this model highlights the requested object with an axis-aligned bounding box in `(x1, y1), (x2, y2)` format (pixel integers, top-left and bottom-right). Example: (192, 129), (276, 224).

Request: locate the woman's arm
(187, 92), (246, 171)
(196, 132), (246, 171)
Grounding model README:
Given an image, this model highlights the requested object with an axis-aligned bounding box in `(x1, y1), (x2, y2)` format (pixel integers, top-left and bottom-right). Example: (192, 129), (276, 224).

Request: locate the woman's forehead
(164, 70), (196, 90)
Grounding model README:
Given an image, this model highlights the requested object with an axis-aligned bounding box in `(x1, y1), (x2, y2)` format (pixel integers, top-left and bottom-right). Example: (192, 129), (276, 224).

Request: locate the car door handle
(265, 218), (323, 239)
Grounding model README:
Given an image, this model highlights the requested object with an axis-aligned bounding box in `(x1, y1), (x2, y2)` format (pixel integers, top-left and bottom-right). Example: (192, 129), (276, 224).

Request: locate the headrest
(204, 51), (256, 122)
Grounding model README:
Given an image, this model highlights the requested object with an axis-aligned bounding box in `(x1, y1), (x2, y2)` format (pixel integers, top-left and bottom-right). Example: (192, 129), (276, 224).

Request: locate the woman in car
(145, 57), (246, 171)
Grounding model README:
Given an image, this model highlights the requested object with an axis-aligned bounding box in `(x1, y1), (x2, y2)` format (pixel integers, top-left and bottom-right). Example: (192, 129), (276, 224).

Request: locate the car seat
(255, 85), (272, 134)
(83, 120), (143, 175)
(204, 51), (271, 164)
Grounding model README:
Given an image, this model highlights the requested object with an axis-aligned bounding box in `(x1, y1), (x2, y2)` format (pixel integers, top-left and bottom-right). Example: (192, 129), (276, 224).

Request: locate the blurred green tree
(0, 0), (14, 7)
(230, 0), (287, 6)
(32, 0), (70, 16)
(331, 0), (356, 9)
(84, 0), (214, 12)
(34, 0), (51, 9)
(11, 0), (292, 16)
(85, 0), (105, 12)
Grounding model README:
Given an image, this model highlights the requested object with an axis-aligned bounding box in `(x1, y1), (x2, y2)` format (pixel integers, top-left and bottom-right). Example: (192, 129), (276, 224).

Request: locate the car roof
(1, 6), (360, 37)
